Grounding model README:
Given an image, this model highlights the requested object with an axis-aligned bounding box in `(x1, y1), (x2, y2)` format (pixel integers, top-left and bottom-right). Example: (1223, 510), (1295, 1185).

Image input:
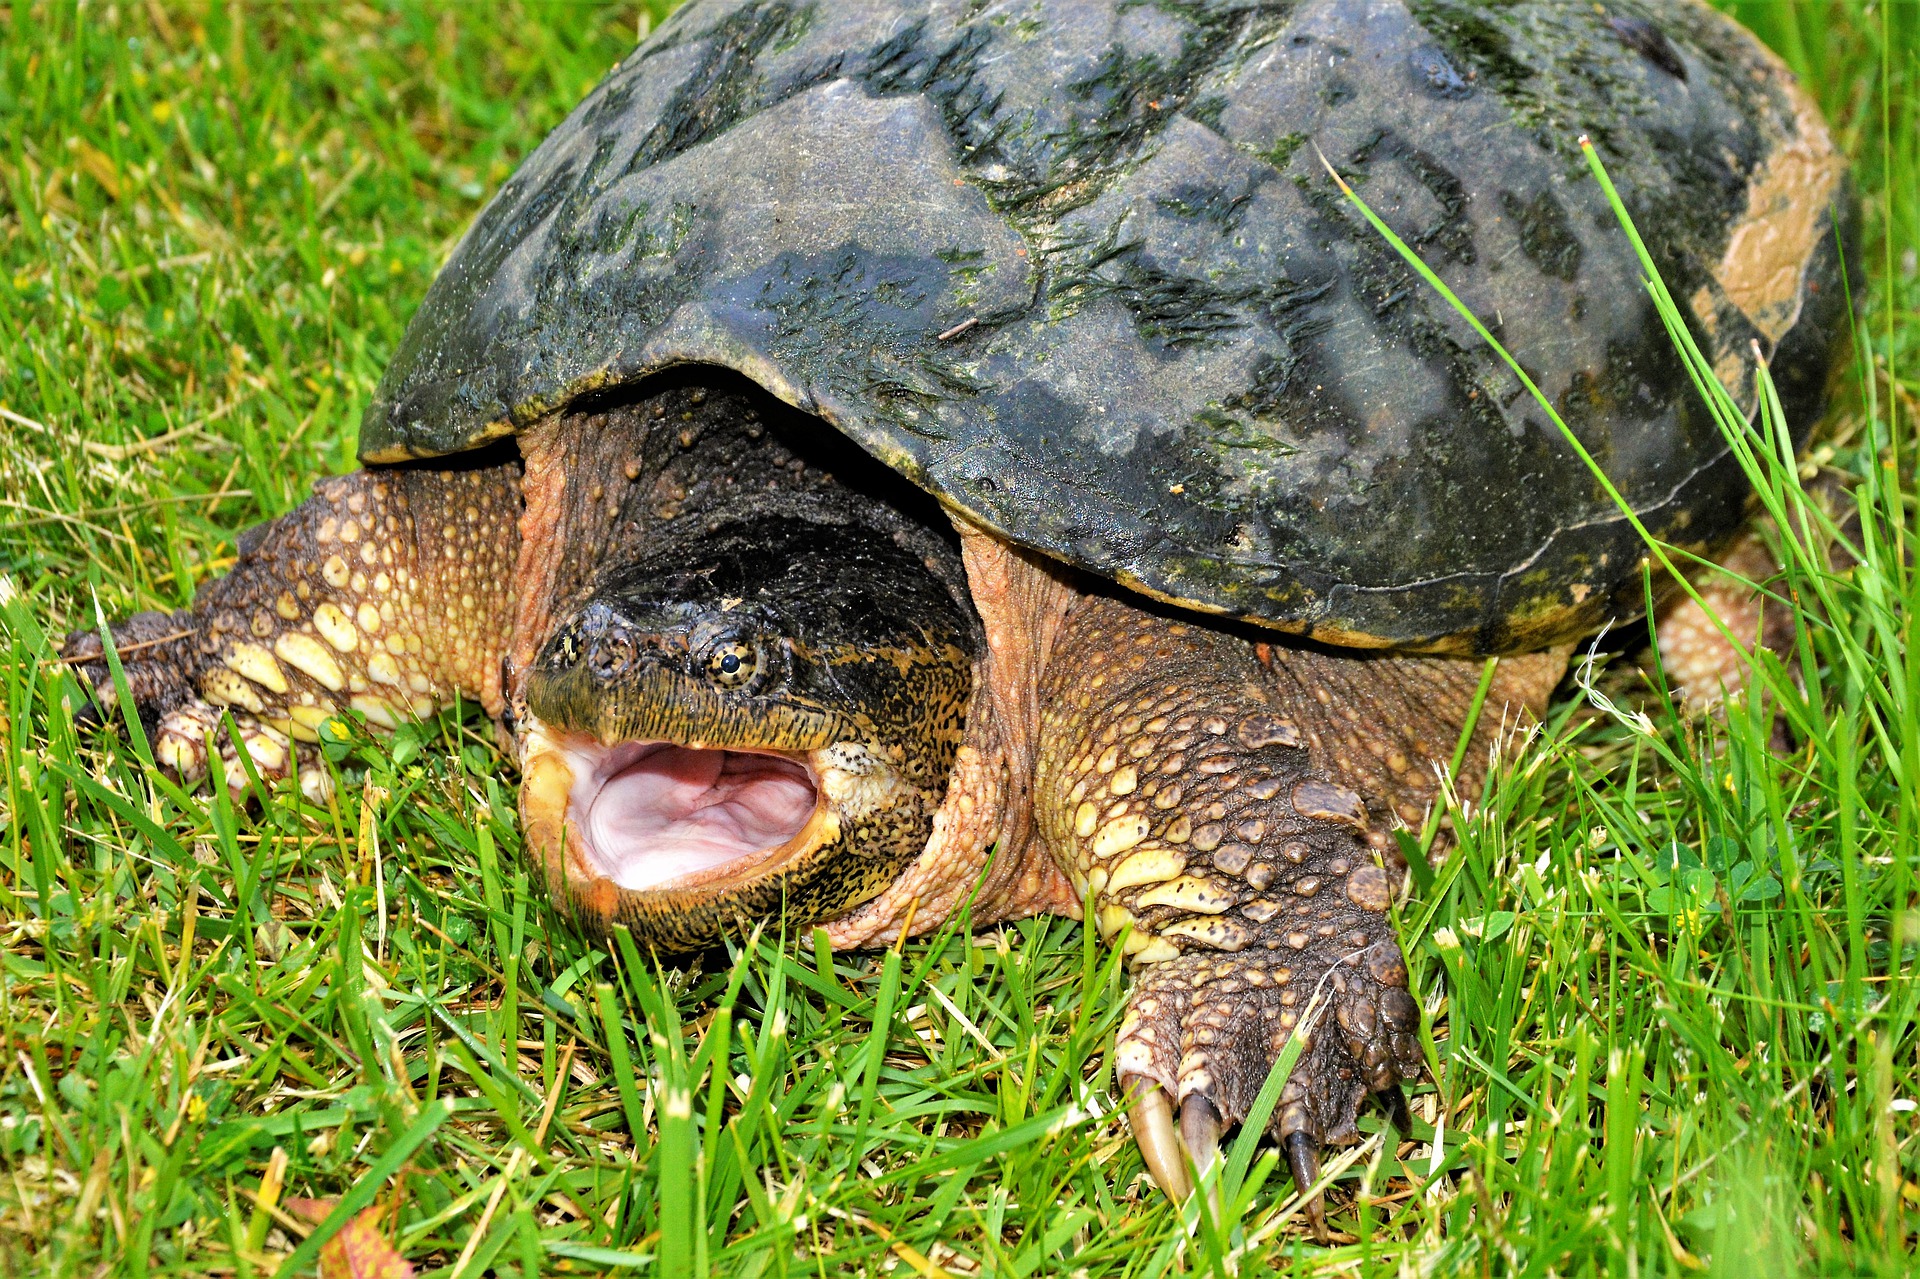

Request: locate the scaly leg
(1034, 594), (1564, 1234)
(63, 464), (521, 796)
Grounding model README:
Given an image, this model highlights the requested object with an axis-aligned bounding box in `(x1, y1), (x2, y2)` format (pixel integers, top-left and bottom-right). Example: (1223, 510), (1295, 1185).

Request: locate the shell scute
(364, 0), (1850, 652)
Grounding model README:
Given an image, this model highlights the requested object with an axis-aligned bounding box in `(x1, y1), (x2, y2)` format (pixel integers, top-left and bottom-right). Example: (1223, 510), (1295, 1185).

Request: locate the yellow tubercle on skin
(1091, 814), (1150, 859)
(350, 694), (401, 729)
(1097, 903), (1136, 940)
(1107, 847), (1186, 893)
(1159, 917), (1250, 952)
(275, 632), (347, 692)
(1126, 935), (1181, 964)
(202, 668), (267, 714)
(288, 704), (335, 742)
(1133, 876), (1232, 914)
(312, 603), (359, 653)
(226, 643), (290, 694)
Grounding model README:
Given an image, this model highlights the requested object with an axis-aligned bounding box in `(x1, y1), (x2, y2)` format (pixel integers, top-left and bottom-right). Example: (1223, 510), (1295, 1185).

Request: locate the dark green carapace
(361, 0), (1849, 653)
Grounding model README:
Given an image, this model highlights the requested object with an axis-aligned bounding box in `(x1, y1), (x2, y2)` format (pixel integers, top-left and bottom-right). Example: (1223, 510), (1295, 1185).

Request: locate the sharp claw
(1285, 1131), (1329, 1244)
(1124, 1076), (1192, 1201)
(1178, 1092), (1225, 1224)
(1178, 1092), (1222, 1179)
(1380, 1083), (1413, 1138)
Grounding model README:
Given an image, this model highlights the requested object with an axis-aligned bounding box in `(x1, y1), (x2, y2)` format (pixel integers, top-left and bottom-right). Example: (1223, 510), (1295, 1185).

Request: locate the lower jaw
(517, 714), (844, 946)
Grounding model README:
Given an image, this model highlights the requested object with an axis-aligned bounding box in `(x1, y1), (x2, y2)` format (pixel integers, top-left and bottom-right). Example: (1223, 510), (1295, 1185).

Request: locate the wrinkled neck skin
(507, 381), (979, 951)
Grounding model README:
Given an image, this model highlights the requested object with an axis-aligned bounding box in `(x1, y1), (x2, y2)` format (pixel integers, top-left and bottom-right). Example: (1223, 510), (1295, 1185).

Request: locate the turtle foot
(149, 700), (334, 803)
(1115, 927), (1422, 1237)
(59, 616), (335, 801)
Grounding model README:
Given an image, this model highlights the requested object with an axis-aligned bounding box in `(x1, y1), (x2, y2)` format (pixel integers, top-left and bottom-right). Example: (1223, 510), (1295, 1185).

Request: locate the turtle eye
(702, 637), (760, 689)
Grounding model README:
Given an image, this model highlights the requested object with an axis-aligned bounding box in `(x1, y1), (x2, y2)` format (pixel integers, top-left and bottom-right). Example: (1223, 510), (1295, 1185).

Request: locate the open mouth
(525, 727), (822, 892)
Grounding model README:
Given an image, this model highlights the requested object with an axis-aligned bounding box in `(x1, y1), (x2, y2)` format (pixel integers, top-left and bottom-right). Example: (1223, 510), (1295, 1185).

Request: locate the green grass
(0, 1), (1915, 1274)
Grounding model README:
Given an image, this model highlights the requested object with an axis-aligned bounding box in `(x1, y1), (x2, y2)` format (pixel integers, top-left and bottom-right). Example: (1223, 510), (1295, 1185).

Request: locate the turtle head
(519, 512), (974, 951)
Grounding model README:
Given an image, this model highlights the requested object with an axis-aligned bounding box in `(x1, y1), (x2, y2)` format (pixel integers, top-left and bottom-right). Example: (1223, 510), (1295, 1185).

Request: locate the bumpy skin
(360, 0), (1848, 651)
(526, 506), (975, 949)
(64, 465), (520, 794)
(1034, 593), (1565, 1205)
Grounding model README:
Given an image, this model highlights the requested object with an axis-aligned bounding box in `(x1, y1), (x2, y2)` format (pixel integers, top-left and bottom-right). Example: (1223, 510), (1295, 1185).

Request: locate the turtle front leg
(62, 464), (521, 797)
(1034, 595), (1563, 1232)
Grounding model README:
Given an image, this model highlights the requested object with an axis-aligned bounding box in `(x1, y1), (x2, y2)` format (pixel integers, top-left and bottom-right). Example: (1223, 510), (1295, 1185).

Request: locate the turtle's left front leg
(1034, 595), (1563, 1230)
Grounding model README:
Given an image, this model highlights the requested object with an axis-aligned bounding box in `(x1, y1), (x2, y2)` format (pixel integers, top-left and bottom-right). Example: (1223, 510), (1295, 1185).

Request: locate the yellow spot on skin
(312, 604), (359, 654)
(1108, 848), (1186, 893)
(202, 668), (265, 713)
(1096, 745), (1119, 773)
(275, 592), (301, 621)
(1074, 802), (1099, 837)
(350, 573), (368, 594)
(1164, 815), (1192, 844)
(1096, 903), (1136, 940)
(242, 732), (288, 773)
(250, 612), (275, 638)
(1134, 876), (1231, 914)
(1109, 764), (1138, 796)
(226, 643), (289, 694)
(374, 572), (391, 593)
(1126, 936), (1181, 963)
(355, 602), (383, 634)
(322, 555), (350, 588)
(1092, 815), (1151, 860)
(275, 632), (347, 692)
(338, 519), (360, 543)
(349, 694), (400, 729)
(1159, 918), (1249, 951)
(317, 517), (337, 544)
(366, 651), (402, 686)
(288, 704), (334, 742)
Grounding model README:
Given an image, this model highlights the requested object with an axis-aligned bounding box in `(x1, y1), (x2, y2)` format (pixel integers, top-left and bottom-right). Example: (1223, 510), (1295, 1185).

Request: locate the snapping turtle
(67, 0), (1849, 1231)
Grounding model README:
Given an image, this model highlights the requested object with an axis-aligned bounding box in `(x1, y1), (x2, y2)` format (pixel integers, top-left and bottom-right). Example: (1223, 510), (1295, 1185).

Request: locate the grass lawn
(1, 1), (1915, 1274)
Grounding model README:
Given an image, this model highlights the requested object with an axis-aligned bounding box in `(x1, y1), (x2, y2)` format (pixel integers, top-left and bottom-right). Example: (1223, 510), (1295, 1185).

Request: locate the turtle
(65, 0), (1851, 1234)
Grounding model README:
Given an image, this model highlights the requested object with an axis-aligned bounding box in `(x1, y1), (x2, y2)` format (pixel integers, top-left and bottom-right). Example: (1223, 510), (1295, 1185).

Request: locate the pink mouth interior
(570, 742), (818, 890)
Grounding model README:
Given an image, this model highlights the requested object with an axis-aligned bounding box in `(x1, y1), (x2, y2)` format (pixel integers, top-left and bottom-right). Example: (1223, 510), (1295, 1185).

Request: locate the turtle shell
(361, 0), (1850, 653)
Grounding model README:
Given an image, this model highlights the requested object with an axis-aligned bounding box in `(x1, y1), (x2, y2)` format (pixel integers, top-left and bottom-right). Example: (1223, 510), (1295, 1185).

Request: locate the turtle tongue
(577, 743), (817, 889)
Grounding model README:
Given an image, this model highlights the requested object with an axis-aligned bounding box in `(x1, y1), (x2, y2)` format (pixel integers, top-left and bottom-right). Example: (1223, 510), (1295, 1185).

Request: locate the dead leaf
(283, 1199), (414, 1279)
